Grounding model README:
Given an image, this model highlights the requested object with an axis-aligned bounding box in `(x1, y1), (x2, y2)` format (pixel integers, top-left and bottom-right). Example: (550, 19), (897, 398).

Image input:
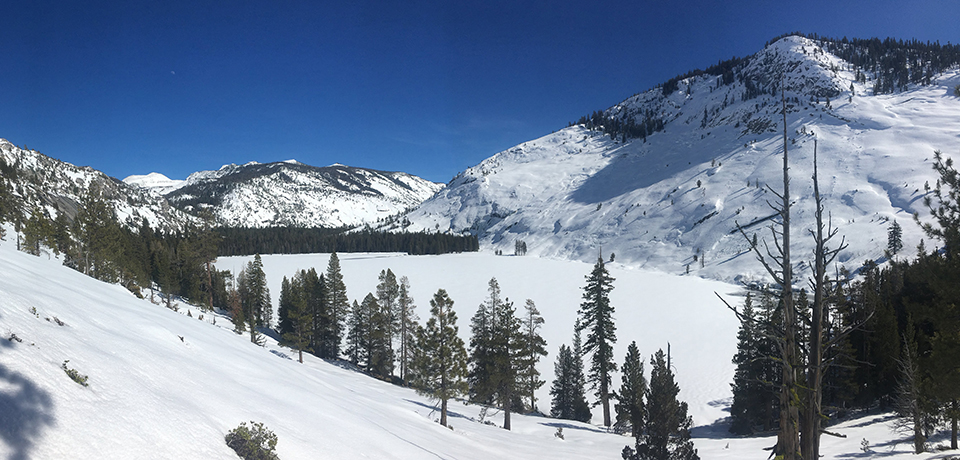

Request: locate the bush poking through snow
(62, 360), (89, 387)
(225, 421), (279, 460)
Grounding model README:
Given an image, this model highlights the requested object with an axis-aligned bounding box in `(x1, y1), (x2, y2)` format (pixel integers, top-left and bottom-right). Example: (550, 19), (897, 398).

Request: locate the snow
(1, 230), (955, 459)
(395, 36), (960, 285)
(122, 172), (187, 195)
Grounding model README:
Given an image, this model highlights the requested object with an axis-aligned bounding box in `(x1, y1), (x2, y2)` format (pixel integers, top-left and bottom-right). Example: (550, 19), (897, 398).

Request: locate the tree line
(217, 226), (479, 256)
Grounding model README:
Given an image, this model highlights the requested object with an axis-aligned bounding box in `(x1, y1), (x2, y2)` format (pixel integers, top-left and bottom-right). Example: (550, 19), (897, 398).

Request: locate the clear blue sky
(4, 1), (959, 183)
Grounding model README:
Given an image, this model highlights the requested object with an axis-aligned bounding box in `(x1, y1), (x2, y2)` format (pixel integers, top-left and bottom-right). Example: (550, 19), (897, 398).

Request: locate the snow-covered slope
(154, 161), (443, 228)
(0, 140), (196, 232)
(1, 235), (947, 459)
(393, 36), (960, 283)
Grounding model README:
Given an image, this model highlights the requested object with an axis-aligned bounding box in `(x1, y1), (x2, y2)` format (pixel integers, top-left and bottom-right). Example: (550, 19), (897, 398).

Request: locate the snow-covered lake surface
(0, 241), (947, 459)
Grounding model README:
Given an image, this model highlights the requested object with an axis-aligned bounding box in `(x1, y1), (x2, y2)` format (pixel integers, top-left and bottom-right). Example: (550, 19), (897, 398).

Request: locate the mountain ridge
(387, 35), (960, 282)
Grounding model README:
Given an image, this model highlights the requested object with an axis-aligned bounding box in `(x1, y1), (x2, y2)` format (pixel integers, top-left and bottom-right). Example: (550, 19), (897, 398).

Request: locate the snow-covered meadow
(0, 237), (948, 459)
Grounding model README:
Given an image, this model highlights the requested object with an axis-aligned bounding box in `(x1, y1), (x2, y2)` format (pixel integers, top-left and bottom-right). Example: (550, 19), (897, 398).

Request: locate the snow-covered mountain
(121, 172), (186, 196)
(0, 140), (195, 232)
(391, 35), (960, 282)
(127, 161), (443, 229)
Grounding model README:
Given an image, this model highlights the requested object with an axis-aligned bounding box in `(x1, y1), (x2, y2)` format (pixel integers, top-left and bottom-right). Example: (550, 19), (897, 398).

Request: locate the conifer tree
(345, 299), (367, 365)
(323, 252), (349, 358)
(468, 278), (523, 429)
(409, 289), (468, 428)
(624, 349), (698, 460)
(282, 274), (311, 363)
(728, 291), (779, 435)
(550, 327), (591, 422)
(277, 276), (294, 337)
(518, 299), (547, 412)
(397, 276), (418, 382)
(375, 269), (400, 376)
(577, 256), (618, 427)
(616, 341), (646, 439)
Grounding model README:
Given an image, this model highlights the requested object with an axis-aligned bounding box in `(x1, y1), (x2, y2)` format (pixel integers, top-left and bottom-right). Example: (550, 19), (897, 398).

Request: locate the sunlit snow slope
(0, 237), (947, 459)
(393, 36), (960, 283)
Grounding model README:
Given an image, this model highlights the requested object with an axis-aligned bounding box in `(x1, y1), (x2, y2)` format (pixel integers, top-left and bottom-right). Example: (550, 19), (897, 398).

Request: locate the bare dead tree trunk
(778, 86), (800, 460)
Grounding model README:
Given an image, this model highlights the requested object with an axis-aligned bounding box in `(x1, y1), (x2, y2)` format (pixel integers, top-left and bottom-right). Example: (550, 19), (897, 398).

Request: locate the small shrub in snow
(225, 421), (279, 460)
(62, 360), (89, 387)
(555, 427), (564, 440)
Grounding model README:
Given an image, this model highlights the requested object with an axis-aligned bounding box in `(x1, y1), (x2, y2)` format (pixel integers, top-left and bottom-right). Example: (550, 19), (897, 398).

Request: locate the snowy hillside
(137, 161), (444, 229)
(0, 140), (196, 232)
(392, 35), (960, 283)
(1, 235), (947, 459)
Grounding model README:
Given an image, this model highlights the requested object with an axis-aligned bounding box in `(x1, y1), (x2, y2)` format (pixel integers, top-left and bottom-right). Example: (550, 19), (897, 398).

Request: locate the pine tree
(549, 343), (591, 423)
(397, 276), (418, 382)
(887, 220), (903, 259)
(323, 252), (349, 359)
(408, 289), (468, 428)
(517, 299), (547, 412)
(468, 278), (523, 429)
(729, 292), (778, 435)
(374, 269), (400, 376)
(345, 299), (367, 366)
(577, 256), (618, 427)
(282, 274), (311, 363)
(624, 349), (698, 460)
(616, 341), (646, 439)
(277, 276), (294, 337)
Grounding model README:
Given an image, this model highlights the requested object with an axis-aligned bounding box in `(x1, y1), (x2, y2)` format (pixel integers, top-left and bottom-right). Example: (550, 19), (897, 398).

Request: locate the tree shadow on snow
(404, 399), (470, 421)
(0, 362), (56, 460)
(539, 421), (607, 434)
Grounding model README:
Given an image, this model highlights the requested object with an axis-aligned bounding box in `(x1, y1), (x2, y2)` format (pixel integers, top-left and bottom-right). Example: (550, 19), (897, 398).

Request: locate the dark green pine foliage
(624, 349), (698, 460)
(239, 254), (271, 330)
(549, 343), (591, 423)
(282, 274), (311, 363)
(517, 299), (548, 412)
(217, 227), (479, 256)
(396, 276), (418, 382)
(468, 278), (523, 429)
(323, 252), (349, 359)
(277, 277), (294, 337)
(615, 341), (646, 439)
(345, 299), (368, 366)
(300, 268), (327, 356)
(577, 256), (618, 427)
(373, 269), (400, 377)
(729, 292), (779, 435)
(408, 289), (468, 428)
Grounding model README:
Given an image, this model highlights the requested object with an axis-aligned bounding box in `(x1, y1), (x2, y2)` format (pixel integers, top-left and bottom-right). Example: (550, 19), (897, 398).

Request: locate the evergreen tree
(277, 276), (294, 337)
(887, 220), (903, 259)
(468, 278), (523, 429)
(408, 289), (468, 428)
(577, 256), (618, 427)
(624, 349), (698, 460)
(397, 276), (418, 382)
(323, 252), (349, 359)
(728, 292), (778, 435)
(549, 343), (591, 423)
(517, 299), (547, 412)
(282, 274), (311, 363)
(374, 269), (400, 376)
(240, 254), (271, 329)
(345, 299), (367, 366)
(616, 341), (646, 439)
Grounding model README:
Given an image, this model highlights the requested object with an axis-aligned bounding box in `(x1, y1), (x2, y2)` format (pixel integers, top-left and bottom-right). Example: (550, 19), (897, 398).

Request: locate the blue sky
(4, 1), (960, 183)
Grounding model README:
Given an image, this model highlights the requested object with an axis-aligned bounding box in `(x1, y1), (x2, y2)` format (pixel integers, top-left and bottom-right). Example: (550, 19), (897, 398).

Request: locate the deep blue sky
(4, 1), (960, 183)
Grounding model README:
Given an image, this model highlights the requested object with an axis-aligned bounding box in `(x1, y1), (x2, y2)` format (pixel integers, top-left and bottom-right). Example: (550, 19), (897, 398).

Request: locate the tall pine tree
(409, 289), (468, 428)
(577, 256), (618, 427)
